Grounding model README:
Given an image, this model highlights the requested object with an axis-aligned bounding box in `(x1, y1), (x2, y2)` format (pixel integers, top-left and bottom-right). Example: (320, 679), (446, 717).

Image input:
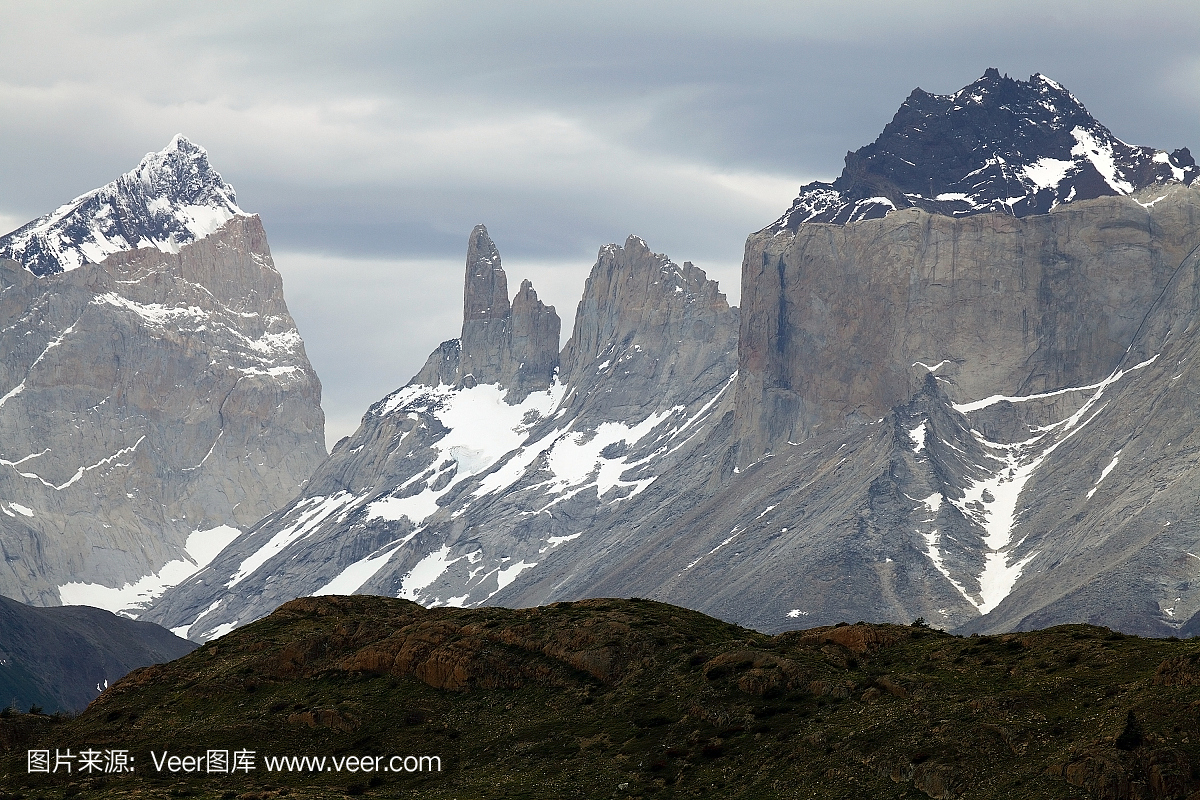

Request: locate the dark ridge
(6, 595), (1200, 798)
(0, 594), (196, 713)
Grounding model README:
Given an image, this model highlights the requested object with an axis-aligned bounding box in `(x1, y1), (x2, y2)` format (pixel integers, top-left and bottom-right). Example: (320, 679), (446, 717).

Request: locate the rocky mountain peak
(771, 70), (1197, 230)
(147, 228), (740, 639)
(412, 226), (560, 400)
(0, 135), (245, 276)
(562, 235), (723, 372)
(463, 224), (510, 323)
(558, 235), (738, 422)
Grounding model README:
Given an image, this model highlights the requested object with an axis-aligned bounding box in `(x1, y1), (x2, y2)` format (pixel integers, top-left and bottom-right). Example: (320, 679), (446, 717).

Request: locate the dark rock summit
(772, 69), (1197, 229)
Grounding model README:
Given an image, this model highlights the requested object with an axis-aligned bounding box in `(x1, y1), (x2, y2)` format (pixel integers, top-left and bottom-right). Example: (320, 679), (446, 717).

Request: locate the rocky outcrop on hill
(0, 140), (325, 612)
(0, 593), (195, 712)
(147, 232), (738, 640)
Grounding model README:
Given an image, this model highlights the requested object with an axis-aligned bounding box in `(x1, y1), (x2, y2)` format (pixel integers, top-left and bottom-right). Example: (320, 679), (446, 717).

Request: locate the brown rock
(287, 708), (358, 732)
(1153, 654), (1200, 687)
(794, 623), (908, 653)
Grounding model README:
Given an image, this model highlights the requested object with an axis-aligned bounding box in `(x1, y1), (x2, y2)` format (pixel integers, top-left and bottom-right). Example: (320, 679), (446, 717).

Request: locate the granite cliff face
(736, 187), (1200, 463)
(0, 139), (326, 612)
(147, 230), (738, 640)
(739, 72), (1200, 464)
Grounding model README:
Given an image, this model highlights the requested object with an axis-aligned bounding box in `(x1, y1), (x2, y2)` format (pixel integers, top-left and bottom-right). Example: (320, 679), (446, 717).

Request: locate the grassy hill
(3, 595), (1199, 799)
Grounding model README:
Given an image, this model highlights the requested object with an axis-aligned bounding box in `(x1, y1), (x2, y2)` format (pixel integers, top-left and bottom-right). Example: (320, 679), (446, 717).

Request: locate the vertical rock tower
(414, 225), (560, 399)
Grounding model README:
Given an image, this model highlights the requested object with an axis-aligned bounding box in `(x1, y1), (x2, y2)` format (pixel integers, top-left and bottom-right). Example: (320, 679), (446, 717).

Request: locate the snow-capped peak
(0, 135), (247, 276)
(771, 70), (1197, 231)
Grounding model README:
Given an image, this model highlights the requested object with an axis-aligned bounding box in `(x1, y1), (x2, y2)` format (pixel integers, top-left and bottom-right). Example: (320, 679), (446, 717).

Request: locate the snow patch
(366, 492), (444, 527)
(207, 621), (239, 639)
(915, 492), (976, 604)
(1022, 158), (1073, 190)
(369, 382), (565, 525)
(951, 356), (1157, 613)
(908, 421), (928, 453)
(93, 293), (209, 327)
(494, 560), (537, 592)
(59, 524), (240, 614)
(314, 540), (408, 597)
(1072, 127), (1134, 194)
(398, 545), (462, 601)
(1086, 449), (1122, 499)
(544, 408), (677, 498)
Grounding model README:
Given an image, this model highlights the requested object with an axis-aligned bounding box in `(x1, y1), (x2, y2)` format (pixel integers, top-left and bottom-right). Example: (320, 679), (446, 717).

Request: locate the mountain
(729, 68), (1200, 633)
(0, 594), (195, 713)
(149, 70), (1200, 641)
(0, 138), (326, 611)
(146, 226), (739, 640)
(0, 135), (244, 276)
(773, 69), (1196, 228)
(7, 596), (1200, 799)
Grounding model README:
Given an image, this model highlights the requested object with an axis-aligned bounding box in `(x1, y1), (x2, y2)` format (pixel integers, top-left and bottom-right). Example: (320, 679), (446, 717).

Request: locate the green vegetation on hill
(3, 596), (1200, 799)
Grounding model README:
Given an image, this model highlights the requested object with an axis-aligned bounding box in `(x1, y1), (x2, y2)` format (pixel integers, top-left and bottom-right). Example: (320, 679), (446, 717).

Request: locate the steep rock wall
(735, 186), (1200, 462)
(0, 215), (325, 606)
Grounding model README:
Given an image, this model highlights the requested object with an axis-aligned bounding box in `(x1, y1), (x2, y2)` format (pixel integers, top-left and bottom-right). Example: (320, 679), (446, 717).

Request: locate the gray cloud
(2, 1), (1198, 444)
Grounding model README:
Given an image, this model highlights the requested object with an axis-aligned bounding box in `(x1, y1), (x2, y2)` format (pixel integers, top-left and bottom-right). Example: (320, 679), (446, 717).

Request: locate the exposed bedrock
(0, 215), (325, 605)
(415, 225), (560, 400)
(734, 186), (1200, 463)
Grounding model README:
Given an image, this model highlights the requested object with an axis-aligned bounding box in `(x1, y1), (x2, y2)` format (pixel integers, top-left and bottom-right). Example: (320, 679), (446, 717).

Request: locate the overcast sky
(2, 1), (1198, 447)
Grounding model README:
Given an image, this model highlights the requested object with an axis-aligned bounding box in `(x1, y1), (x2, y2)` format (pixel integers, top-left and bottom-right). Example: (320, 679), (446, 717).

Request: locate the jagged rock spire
(459, 225), (513, 388)
(413, 225), (560, 400)
(462, 225), (510, 325)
